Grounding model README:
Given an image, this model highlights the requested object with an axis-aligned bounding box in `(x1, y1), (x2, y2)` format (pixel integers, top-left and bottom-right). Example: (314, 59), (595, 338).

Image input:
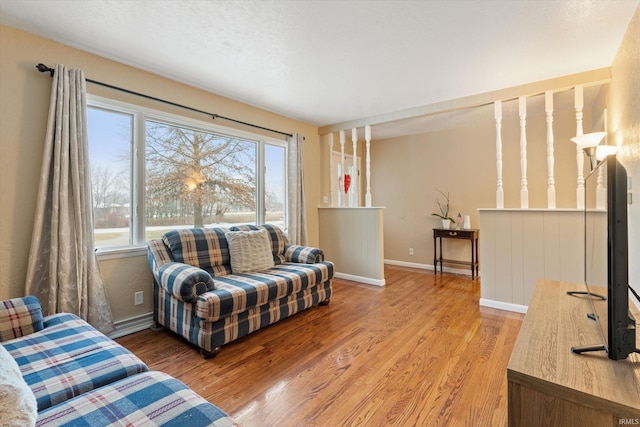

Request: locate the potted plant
(431, 189), (456, 229)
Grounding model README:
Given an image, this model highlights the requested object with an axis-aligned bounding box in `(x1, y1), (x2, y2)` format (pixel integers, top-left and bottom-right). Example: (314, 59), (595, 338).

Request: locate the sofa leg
(200, 347), (221, 359)
(319, 299), (330, 306)
(150, 321), (164, 332)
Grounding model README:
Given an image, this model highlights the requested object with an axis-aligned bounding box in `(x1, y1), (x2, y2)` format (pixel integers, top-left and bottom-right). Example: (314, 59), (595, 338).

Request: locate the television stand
(508, 279), (640, 426)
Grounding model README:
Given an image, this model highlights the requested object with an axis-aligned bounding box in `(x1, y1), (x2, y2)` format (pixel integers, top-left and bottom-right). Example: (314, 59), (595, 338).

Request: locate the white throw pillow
(0, 344), (37, 427)
(226, 229), (275, 273)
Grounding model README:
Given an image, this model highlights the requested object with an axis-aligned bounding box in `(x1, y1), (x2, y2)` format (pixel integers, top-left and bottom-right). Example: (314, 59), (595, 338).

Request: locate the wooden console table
(507, 279), (640, 426)
(433, 228), (479, 279)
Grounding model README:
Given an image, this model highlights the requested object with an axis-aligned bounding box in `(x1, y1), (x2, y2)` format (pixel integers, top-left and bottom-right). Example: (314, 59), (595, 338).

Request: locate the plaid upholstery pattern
(195, 262), (334, 322)
(162, 228), (232, 277)
(158, 262), (215, 303)
(148, 238), (175, 270)
(197, 280), (333, 350)
(155, 279), (332, 351)
(230, 224), (290, 264)
(284, 245), (325, 263)
(0, 296), (44, 342)
(3, 313), (148, 411)
(36, 371), (237, 426)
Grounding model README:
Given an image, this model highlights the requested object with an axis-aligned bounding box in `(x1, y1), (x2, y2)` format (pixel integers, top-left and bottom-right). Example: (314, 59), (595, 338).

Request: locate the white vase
(441, 219), (450, 229)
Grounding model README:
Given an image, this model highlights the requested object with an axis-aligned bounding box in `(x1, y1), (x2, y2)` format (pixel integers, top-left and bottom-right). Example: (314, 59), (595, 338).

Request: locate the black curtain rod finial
(36, 63), (54, 77)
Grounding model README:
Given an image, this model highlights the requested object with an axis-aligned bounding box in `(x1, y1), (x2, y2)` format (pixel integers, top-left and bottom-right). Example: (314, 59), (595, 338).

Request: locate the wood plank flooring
(116, 266), (524, 426)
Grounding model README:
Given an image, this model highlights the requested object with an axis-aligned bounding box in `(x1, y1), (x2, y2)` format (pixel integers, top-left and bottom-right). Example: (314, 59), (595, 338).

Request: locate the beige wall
(609, 6), (640, 301)
(0, 25), (322, 322)
(366, 96), (595, 267)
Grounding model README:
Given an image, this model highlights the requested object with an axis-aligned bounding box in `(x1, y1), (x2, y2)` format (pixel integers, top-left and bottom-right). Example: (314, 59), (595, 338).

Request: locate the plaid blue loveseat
(1, 296), (237, 426)
(147, 224), (334, 358)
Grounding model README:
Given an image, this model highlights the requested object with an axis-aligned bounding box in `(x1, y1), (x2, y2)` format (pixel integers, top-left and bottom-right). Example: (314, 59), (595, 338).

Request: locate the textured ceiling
(0, 0), (637, 137)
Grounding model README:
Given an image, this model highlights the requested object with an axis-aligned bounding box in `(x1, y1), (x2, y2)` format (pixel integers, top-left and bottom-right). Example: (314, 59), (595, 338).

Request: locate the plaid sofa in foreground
(1, 296), (237, 426)
(36, 371), (235, 427)
(148, 224), (334, 358)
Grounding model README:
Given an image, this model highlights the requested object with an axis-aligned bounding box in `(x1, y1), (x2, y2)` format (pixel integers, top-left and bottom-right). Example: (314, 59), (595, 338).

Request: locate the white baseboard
(108, 312), (154, 339)
(384, 259), (479, 277)
(479, 298), (528, 314)
(384, 259), (431, 270)
(334, 272), (386, 286)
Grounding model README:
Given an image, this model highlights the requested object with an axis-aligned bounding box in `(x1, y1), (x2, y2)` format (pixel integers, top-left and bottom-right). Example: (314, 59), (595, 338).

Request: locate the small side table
(433, 228), (479, 279)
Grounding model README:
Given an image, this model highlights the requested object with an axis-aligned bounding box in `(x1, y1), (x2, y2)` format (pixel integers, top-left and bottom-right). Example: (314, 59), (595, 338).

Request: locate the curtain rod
(36, 63), (293, 138)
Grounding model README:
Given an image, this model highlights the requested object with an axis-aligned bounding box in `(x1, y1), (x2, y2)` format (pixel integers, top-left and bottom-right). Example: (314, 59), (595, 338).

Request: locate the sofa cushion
(226, 229), (275, 274)
(229, 224), (289, 264)
(0, 296), (44, 342)
(162, 228), (232, 277)
(195, 261), (334, 322)
(3, 313), (148, 411)
(0, 344), (37, 427)
(36, 371), (237, 427)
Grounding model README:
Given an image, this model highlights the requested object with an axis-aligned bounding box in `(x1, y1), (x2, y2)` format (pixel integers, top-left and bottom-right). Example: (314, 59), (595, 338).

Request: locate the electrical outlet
(134, 291), (143, 305)
(409, 248), (414, 256)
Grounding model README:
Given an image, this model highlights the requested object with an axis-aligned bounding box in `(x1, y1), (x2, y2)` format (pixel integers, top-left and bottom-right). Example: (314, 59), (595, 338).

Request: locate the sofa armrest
(157, 263), (215, 303)
(284, 245), (325, 264)
(0, 296), (44, 342)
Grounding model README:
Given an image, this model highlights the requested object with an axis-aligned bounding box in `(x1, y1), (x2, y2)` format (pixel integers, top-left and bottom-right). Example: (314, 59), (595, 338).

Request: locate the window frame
(87, 94), (287, 260)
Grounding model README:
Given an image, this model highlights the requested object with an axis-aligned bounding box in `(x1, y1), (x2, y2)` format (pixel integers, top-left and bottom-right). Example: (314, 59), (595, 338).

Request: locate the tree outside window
(145, 121), (256, 231)
(87, 98), (285, 250)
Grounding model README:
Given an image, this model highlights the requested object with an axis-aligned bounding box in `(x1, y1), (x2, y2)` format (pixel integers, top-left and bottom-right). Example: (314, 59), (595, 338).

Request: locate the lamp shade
(595, 145), (618, 161)
(570, 132), (606, 148)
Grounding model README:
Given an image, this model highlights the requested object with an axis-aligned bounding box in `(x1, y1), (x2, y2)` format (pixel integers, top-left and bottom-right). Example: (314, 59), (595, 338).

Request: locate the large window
(87, 96), (287, 251)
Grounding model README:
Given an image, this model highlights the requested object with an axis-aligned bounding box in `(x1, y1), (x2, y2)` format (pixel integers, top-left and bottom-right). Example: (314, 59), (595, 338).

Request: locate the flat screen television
(570, 155), (638, 360)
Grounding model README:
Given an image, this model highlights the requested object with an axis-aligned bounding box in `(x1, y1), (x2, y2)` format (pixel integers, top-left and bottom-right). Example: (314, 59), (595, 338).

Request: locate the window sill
(96, 245), (147, 261)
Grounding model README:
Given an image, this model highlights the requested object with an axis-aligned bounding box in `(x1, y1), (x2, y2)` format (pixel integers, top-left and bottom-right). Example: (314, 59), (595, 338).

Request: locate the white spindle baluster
(519, 96), (528, 208)
(494, 101), (504, 208)
(365, 125), (372, 207)
(545, 91), (556, 208)
(328, 133), (334, 207)
(339, 130), (346, 208)
(351, 128), (358, 207)
(575, 85), (585, 209)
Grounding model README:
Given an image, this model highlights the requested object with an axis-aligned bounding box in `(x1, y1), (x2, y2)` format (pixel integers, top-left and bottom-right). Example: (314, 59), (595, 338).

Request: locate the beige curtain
(25, 64), (114, 334)
(287, 133), (307, 245)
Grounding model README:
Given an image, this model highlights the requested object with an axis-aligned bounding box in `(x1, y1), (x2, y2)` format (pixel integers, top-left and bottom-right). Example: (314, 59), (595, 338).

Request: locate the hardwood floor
(116, 266), (524, 426)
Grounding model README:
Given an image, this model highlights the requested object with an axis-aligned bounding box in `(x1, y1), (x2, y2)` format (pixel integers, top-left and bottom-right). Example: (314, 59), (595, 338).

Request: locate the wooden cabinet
(507, 279), (640, 426)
